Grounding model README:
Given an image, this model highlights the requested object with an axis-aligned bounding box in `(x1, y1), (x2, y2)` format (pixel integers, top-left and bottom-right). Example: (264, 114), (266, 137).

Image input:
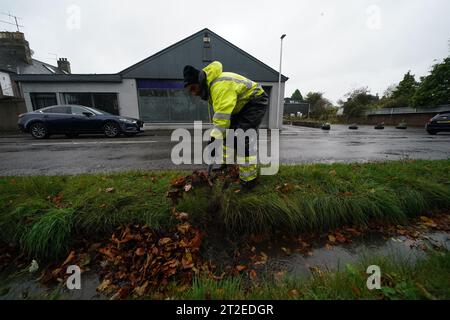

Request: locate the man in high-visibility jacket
(183, 61), (269, 189)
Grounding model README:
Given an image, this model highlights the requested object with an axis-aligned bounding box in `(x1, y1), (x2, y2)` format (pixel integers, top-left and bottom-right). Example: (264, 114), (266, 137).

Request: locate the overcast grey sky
(2, 0), (449, 103)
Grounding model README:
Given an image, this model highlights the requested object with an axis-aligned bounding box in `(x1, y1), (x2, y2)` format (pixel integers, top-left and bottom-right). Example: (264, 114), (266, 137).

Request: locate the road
(0, 125), (449, 176)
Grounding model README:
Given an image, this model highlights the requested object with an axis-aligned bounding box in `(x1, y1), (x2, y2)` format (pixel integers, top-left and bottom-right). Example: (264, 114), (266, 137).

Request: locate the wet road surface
(0, 125), (449, 176)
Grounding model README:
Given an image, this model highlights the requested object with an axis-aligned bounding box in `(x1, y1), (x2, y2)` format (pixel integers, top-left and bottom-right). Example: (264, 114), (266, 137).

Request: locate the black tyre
(103, 122), (120, 138)
(29, 122), (49, 139)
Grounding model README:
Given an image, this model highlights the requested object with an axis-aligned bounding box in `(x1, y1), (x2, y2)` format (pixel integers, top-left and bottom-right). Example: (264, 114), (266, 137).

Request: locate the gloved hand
(207, 137), (226, 174)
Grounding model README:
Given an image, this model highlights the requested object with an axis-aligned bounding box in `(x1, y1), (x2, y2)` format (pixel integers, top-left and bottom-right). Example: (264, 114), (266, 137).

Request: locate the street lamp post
(276, 34), (286, 129)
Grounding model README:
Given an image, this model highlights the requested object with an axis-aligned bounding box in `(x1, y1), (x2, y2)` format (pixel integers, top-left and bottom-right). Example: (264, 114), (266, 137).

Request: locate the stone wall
(0, 98), (26, 131)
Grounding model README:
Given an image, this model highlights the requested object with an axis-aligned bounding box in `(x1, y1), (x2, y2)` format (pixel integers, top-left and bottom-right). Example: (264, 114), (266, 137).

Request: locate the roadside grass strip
(0, 160), (449, 260)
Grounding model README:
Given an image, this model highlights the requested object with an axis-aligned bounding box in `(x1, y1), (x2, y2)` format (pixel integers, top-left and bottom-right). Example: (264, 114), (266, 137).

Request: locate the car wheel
(427, 130), (437, 135)
(30, 122), (49, 139)
(104, 122), (120, 138)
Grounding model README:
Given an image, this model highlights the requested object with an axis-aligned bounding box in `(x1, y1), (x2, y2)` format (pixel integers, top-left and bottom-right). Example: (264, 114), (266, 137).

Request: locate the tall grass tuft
(21, 208), (74, 260)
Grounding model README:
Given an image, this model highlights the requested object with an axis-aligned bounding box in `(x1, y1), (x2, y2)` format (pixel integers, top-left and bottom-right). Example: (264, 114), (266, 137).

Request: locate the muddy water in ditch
(265, 231), (450, 277)
(1, 231), (449, 299)
(203, 229), (450, 277)
(0, 271), (106, 300)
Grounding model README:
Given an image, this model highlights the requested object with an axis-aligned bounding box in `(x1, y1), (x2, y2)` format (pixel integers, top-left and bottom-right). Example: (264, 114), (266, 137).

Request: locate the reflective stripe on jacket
(203, 61), (265, 139)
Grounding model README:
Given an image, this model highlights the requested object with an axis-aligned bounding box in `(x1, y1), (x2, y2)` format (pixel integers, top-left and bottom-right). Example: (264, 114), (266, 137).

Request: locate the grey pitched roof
(21, 59), (65, 74)
(1, 58), (64, 75)
(121, 28), (288, 82)
(11, 74), (122, 82)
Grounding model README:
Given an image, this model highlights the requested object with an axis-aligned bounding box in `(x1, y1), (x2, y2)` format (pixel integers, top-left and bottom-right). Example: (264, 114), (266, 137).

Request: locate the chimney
(0, 32), (32, 70)
(57, 58), (71, 74)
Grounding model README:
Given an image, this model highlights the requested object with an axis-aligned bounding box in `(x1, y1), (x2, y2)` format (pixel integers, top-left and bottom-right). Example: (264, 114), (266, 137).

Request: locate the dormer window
(203, 33), (211, 44)
(202, 32), (212, 62)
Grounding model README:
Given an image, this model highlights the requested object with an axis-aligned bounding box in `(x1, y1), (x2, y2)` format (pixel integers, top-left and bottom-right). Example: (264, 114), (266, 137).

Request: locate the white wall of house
(259, 81), (285, 129)
(0, 71), (14, 96)
(20, 79), (139, 118)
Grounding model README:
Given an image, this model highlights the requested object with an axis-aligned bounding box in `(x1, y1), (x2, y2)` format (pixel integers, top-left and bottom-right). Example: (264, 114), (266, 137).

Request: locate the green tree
(412, 57), (450, 107)
(291, 89), (303, 101)
(340, 87), (379, 118)
(388, 71), (419, 107)
(304, 92), (333, 119)
(392, 71), (418, 99)
(305, 92), (325, 107)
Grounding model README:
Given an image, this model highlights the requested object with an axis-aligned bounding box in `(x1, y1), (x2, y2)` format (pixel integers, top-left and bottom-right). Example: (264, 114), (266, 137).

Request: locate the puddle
(0, 271), (107, 300)
(266, 231), (450, 277)
(203, 228), (450, 279)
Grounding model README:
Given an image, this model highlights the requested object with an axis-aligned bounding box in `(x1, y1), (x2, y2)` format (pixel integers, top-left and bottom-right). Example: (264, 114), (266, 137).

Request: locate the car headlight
(119, 118), (137, 124)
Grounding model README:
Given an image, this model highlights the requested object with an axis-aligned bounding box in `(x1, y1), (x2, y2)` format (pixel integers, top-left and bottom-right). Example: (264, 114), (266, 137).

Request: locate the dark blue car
(425, 112), (450, 135)
(18, 105), (144, 139)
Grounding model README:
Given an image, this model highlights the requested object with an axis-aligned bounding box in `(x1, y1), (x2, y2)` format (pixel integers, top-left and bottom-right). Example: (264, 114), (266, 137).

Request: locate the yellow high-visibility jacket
(202, 61), (265, 139)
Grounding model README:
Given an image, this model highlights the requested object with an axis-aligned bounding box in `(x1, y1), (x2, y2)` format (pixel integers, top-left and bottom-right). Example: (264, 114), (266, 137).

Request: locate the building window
(202, 32), (212, 62)
(64, 93), (92, 106)
(92, 93), (119, 115)
(62, 92), (119, 115)
(30, 92), (57, 110)
(137, 80), (212, 123)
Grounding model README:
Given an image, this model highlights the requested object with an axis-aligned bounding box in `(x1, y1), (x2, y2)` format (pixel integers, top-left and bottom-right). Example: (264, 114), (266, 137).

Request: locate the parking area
(0, 124), (449, 176)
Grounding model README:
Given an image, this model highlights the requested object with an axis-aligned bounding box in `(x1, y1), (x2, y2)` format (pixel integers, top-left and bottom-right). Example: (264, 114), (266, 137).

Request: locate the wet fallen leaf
(177, 222), (191, 234)
(135, 247), (146, 256)
(110, 287), (129, 300)
(62, 251), (76, 266)
(158, 238), (172, 246)
(249, 234), (264, 244)
(335, 233), (347, 243)
(274, 271), (286, 281)
(351, 286), (361, 297)
(189, 230), (202, 250)
(288, 289), (299, 298)
(97, 279), (112, 292)
(235, 265), (247, 272)
(177, 212), (189, 221)
(328, 234), (336, 243)
(254, 252), (268, 265)
(419, 216), (437, 228)
(134, 281), (149, 297)
(325, 244), (333, 251)
(249, 269), (257, 280)
(309, 266), (324, 276)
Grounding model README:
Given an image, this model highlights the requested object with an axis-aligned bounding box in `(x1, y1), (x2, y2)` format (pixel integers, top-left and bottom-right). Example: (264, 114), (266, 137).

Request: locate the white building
(13, 28), (288, 129)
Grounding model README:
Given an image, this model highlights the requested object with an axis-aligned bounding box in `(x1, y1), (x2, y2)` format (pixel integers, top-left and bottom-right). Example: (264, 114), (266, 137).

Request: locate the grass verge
(1, 160), (449, 260)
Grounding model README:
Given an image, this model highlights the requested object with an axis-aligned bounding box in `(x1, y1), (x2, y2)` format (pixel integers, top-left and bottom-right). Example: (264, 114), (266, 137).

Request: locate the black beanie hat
(183, 65), (200, 87)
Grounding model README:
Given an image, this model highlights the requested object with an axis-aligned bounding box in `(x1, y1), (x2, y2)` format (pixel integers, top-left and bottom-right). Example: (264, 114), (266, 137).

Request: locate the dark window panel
(30, 92), (57, 110)
(138, 88), (212, 123)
